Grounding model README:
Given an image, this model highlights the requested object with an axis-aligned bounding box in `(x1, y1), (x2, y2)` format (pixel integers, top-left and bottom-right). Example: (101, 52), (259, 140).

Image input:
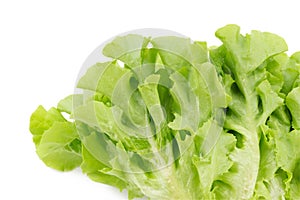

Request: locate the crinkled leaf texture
(30, 105), (82, 171)
(29, 25), (300, 199)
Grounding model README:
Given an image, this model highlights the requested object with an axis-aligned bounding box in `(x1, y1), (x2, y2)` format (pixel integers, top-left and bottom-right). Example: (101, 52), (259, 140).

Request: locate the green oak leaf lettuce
(29, 25), (300, 199)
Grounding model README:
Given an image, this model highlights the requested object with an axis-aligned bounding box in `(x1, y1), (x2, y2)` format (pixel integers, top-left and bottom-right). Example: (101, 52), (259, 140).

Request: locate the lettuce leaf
(30, 106), (82, 171)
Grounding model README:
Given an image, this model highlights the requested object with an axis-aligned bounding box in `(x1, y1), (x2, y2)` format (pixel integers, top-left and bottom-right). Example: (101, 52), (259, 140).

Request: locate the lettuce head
(29, 25), (300, 199)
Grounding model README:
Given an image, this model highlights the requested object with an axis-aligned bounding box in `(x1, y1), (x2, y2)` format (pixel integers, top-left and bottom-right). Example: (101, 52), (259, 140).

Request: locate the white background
(1, 0), (299, 199)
